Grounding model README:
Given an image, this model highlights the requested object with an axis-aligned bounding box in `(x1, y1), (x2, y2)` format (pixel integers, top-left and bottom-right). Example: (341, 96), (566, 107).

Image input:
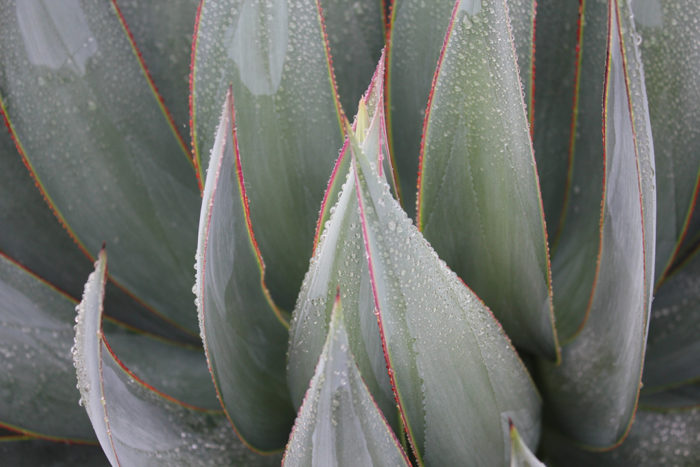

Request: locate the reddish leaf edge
(189, 0), (347, 189)
(109, 0), (201, 193)
(0, 250), (199, 350)
(350, 124), (544, 464)
(281, 292), (411, 466)
(197, 88), (288, 456)
(549, 0), (586, 251)
(565, 0), (653, 450)
(92, 250), (221, 415)
(0, 102), (199, 340)
(0, 422), (97, 446)
(414, 0), (559, 363)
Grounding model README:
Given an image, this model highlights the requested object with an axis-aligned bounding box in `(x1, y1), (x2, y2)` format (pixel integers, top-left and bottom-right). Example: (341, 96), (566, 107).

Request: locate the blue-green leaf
(631, 0), (700, 284)
(73, 250), (279, 466)
(283, 295), (409, 466)
(351, 130), (542, 466)
(195, 90), (295, 452)
(0, 439), (108, 466)
(417, 0), (558, 360)
(191, 0), (345, 311)
(0, 0), (201, 332)
(538, 0), (656, 447)
(510, 420), (545, 467)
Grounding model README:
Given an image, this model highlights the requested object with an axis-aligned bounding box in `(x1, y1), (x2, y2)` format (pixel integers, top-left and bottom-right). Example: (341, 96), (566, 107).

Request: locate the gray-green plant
(0, 0), (698, 465)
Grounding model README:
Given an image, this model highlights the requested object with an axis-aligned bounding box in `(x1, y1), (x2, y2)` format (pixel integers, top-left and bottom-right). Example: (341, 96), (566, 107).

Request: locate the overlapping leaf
(541, 408), (700, 466)
(73, 250), (280, 466)
(544, 0), (609, 341)
(0, 0), (201, 332)
(417, 0), (558, 360)
(288, 58), (396, 427)
(283, 296), (409, 466)
(0, 439), (108, 467)
(195, 90), (295, 452)
(510, 420), (544, 467)
(320, 0), (385, 117)
(642, 247), (700, 393)
(0, 251), (218, 446)
(351, 130), (542, 465)
(190, 0), (345, 311)
(538, 0), (656, 447)
(631, 0), (700, 284)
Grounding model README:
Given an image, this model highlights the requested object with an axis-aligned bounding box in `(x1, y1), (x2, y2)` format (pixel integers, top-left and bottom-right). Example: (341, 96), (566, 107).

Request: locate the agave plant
(0, 0), (698, 465)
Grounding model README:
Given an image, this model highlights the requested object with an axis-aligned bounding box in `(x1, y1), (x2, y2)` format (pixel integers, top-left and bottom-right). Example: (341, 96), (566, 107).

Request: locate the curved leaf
(417, 0), (558, 360)
(0, 253), (94, 442)
(1, 125), (199, 343)
(190, 0), (345, 311)
(74, 250), (280, 466)
(643, 247), (700, 393)
(640, 383), (700, 411)
(351, 131), (542, 466)
(0, 439), (108, 467)
(385, 0), (453, 215)
(508, 0), (537, 124)
(195, 90), (295, 452)
(631, 0), (700, 284)
(283, 295), (409, 466)
(546, 0), (608, 341)
(288, 63), (397, 430)
(510, 420), (545, 467)
(117, 0), (201, 135)
(538, 0), (656, 447)
(541, 408), (700, 467)
(0, 0), (201, 332)
(320, 0), (385, 117)
(531, 0), (581, 243)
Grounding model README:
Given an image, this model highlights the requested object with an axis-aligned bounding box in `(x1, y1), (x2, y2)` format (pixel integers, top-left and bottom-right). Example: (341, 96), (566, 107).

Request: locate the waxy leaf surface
(284, 297), (409, 467)
(0, 254), (94, 442)
(320, 0), (385, 117)
(643, 247), (700, 392)
(0, 0), (201, 332)
(510, 420), (544, 467)
(632, 0), (700, 284)
(545, 0), (609, 341)
(195, 91), (295, 452)
(542, 408), (700, 466)
(73, 251), (280, 466)
(417, 0), (558, 360)
(191, 0), (345, 311)
(538, 0), (656, 447)
(288, 61), (396, 427)
(351, 133), (542, 466)
(0, 440), (108, 467)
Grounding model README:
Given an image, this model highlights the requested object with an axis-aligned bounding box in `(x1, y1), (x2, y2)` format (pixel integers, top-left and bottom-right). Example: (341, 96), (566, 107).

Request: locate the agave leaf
(0, 439), (108, 466)
(102, 324), (219, 411)
(531, 0), (581, 243)
(385, 0), (453, 215)
(288, 61), (397, 430)
(509, 420), (545, 467)
(541, 408), (700, 467)
(117, 0), (201, 135)
(74, 250), (280, 466)
(320, 0), (385, 117)
(350, 131), (542, 466)
(545, 0), (609, 342)
(190, 0), (345, 311)
(640, 383), (700, 410)
(538, 0), (656, 447)
(417, 0), (558, 360)
(195, 90), (295, 452)
(0, 253), (94, 442)
(630, 0), (700, 284)
(1, 124), (200, 343)
(283, 295), (410, 467)
(507, 0), (536, 125)
(0, 0), (201, 333)
(642, 247), (700, 393)
(387, 0), (535, 215)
